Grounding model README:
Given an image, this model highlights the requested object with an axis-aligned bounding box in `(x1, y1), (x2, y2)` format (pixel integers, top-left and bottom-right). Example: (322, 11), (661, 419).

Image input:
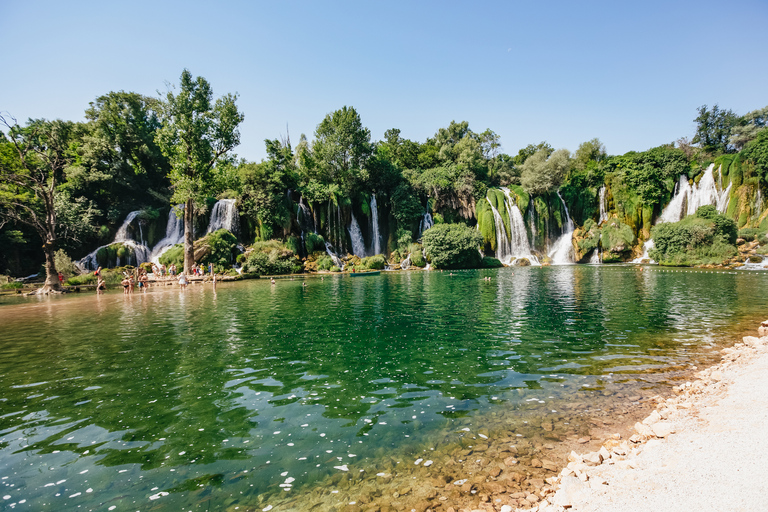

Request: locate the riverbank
(516, 321), (768, 512)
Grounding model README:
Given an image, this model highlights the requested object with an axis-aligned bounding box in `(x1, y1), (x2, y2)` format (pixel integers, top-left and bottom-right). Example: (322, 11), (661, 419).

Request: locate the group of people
(91, 261), (221, 295)
(150, 263), (177, 279)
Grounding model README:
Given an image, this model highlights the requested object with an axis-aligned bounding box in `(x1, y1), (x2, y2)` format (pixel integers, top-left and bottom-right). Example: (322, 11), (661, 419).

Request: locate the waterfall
(78, 210), (151, 270)
(401, 254), (411, 269)
(755, 188), (763, 218)
(149, 205), (185, 263)
(370, 194), (381, 255)
(207, 199), (239, 234)
(324, 242), (344, 269)
(487, 198), (512, 263)
(631, 239), (656, 264)
(337, 204), (343, 254)
(298, 197), (315, 233)
(658, 164), (730, 224)
(548, 192), (575, 264)
(528, 201), (537, 244)
(419, 211), (434, 237)
(500, 188), (539, 265)
(598, 186), (608, 224)
(348, 213), (366, 257)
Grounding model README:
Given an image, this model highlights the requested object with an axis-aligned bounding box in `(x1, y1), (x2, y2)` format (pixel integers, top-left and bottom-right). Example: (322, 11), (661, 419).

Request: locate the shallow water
(1, 266), (767, 511)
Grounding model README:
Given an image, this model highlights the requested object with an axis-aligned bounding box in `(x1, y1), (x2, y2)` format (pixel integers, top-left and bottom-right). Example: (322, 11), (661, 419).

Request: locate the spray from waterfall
(370, 194), (381, 255)
(547, 192), (575, 264)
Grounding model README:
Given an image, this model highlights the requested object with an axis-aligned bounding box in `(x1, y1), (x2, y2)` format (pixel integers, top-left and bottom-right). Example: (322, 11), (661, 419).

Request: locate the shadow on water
(0, 266), (766, 510)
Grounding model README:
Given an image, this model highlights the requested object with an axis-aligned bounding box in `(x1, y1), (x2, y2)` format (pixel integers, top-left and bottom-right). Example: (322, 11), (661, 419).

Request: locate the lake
(1, 266), (766, 511)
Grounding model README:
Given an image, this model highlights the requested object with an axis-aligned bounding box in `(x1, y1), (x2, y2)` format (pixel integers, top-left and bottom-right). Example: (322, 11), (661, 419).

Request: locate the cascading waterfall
(500, 187), (539, 265)
(370, 194), (381, 255)
(324, 242), (344, 269)
(207, 199), (239, 234)
(598, 186), (608, 224)
(631, 239), (656, 264)
(658, 164), (731, 223)
(755, 188), (763, 218)
(401, 254), (411, 269)
(419, 212), (434, 237)
(348, 213), (366, 257)
(548, 191), (576, 264)
(149, 205), (185, 263)
(487, 198), (512, 263)
(298, 197), (315, 233)
(78, 210), (151, 270)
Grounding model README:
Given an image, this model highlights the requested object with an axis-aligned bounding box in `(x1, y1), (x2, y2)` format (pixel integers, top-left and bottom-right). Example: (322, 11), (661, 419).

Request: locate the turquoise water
(1, 266), (766, 511)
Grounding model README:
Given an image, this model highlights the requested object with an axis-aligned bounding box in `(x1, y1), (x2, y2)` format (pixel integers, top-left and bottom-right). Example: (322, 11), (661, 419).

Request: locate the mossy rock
(513, 258), (531, 267)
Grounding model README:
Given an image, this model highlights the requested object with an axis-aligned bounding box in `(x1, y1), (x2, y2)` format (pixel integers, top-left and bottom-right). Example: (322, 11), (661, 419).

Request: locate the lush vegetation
(422, 223), (484, 269)
(2, 71), (767, 281)
(650, 206), (738, 266)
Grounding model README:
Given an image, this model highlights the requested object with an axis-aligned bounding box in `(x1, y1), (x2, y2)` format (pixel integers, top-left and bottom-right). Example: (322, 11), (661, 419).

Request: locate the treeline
(2, 69), (768, 281)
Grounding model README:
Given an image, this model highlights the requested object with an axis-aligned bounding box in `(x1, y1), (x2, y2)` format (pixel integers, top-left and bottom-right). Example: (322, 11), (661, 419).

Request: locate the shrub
(305, 232), (325, 253)
(408, 244), (426, 267)
(159, 244), (184, 268)
(650, 206), (738, 265)
(54, 249), (80, 278)
(481, 256), (503, 268)
(422, 223), (483, 269)
(242, 240), (301, 276)
(739, 228), (760, 241)
(2, 281), (23, 289)
(360, 255), (386, 270)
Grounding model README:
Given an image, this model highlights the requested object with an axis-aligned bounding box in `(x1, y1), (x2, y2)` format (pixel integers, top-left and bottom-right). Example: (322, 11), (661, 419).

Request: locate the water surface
(1, 266), (766, 511)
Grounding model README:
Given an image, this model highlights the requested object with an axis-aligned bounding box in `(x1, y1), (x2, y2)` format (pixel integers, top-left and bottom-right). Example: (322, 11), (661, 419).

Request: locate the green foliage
(199, 229), (239, 267)
(741, 128), (768, 183)
(312, 106), (373, 195)
(305, 232), (325, 254)
(573, 138), (607, 171)
(359, 255), (386, 270)
(650, 206), (738, 265)
(422, 223), (483, 269)
(159, 244), (184, 268)
(481, 256), (503, 268)
(693, 104), (739, 153)
(601, 220), (635, 254)
(54, 249), (79, 278)
(390, 182), (424, 227)
(316, 255), (334, 271)
(396, 228), (413, 254)
(738, 228), (761, 241)
(408, 244), (425, 267)
(520, 148), (571, 195)
(243, 240), (301, 275)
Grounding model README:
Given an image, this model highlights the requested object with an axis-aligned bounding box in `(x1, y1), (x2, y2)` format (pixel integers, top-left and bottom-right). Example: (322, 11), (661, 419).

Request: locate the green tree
(520, 148), (571, 195)
(312, 106), (372, 195)
(422, 223), (483, 269)
(156, 70), (244, 273)
(730, 106), (768, 151)
(0, 116), (87, 292)
(573, 138), (607, 171)
(692, 104), (738, 153)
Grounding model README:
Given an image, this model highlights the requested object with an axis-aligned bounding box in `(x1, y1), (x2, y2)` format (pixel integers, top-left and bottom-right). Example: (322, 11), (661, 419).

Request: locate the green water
(1, 266), (766, 511)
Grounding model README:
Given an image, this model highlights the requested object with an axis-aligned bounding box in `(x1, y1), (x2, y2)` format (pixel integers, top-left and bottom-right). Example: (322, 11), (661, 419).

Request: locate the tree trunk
(184, 197), (195, 274)
(36, 238), (64, 294)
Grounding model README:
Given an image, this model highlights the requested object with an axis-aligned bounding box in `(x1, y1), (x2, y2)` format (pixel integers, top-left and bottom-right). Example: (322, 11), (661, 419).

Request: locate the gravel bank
(521, 325), (768, 512)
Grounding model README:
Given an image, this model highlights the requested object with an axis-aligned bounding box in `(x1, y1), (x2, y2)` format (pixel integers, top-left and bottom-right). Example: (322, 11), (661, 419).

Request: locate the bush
(360, 255), (387, 270)
(305, 232), (325, 253)
(650, 206), (738, 265)
(159, 244), (184, 268)
(739, 228), (760, 241)
(54, 249), (80, 278)
(242, 240), (301, 276)
(481, 256), (503, 268)
(408, 244), (426, 267)
(2, 281), (23, 289)
(422, 223), (483, 269)
(316, 254), (334, 271)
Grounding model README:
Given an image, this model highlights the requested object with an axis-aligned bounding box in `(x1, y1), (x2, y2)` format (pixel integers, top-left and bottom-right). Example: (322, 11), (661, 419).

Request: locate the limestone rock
(634, 422), (655, 437)
(643, 410), (661, 425)
(650, 422), (675, 438)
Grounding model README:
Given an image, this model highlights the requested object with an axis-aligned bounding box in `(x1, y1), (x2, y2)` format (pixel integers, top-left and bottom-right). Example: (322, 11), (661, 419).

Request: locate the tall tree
(156, 70), (244, 274)
(0, 115), (86, 293)
(312, 106), (372, 195)
(692, 104), (738, 153)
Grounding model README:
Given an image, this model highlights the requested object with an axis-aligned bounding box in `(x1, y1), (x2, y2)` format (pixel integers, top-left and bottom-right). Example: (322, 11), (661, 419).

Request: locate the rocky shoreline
(513, 320), (768, 512)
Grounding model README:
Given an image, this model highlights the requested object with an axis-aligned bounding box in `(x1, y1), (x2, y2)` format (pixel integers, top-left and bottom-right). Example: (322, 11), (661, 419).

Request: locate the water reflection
(1, 267), (767, 510)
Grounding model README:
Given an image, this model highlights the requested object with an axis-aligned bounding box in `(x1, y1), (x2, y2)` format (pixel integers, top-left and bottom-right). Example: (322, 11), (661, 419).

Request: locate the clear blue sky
(2, 0), (766, 162)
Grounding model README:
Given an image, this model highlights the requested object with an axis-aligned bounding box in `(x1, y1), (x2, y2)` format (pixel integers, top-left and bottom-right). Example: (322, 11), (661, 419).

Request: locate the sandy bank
(517, 323), (768, 512)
